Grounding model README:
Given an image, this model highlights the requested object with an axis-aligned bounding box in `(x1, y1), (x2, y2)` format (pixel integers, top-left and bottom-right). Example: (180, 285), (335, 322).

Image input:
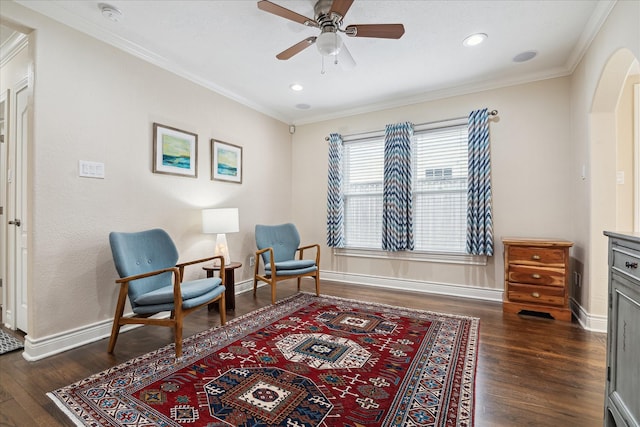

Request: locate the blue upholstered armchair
(253, 223), (320, 304)
(108, 229), (226, 357)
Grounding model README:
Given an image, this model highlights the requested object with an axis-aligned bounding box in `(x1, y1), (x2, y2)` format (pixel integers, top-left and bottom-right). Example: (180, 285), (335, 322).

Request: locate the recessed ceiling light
(99, 3), (122, 22)
(290, 83), (304, 91)
(513, 50), (538, 63)
(463, 33), (487, 47)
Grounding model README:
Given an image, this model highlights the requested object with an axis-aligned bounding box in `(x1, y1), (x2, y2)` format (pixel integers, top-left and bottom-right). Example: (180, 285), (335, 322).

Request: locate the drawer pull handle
(531, 292), (540, 298)
(532, 274), (541, 279)
(625, 261), (638, 269)
(531, 255), (541, 260)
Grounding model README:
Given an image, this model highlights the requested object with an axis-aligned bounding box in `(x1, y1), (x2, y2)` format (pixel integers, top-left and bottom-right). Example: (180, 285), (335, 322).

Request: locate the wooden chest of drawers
(502, 238), (573, 321)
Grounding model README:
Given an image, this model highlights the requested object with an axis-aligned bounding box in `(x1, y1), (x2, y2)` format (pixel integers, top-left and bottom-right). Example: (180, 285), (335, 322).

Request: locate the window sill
(333, 248), (488, 266)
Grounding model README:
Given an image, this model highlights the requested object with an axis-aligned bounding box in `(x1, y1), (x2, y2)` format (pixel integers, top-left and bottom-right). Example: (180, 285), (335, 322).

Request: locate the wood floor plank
(0, 279), (606, 426)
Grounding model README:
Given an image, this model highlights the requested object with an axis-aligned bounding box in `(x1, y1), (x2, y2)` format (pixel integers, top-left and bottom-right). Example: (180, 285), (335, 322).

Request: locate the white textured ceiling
(13, 0), (615, 124)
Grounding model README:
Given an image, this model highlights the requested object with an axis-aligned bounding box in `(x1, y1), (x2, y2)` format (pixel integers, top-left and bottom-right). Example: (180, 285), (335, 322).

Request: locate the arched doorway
(589, 49), (639, 321)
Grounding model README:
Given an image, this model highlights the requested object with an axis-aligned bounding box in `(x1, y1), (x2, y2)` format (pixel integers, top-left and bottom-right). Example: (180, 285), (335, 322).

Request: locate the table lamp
(202, 208), (239, 266)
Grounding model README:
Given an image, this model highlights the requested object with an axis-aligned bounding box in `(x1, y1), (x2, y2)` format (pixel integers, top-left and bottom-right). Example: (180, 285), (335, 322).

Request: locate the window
(412, 125), (468, 253)
(342, 122), (469, 253)
(343, 138), (384, 248)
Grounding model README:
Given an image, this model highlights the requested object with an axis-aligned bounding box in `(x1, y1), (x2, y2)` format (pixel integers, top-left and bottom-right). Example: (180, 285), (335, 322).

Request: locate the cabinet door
(608, 272), (640, 427)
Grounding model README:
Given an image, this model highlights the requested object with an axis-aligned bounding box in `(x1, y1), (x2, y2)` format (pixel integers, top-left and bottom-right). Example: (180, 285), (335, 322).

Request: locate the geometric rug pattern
(48, 293), (479, 426)
(0, 328), (23, 355)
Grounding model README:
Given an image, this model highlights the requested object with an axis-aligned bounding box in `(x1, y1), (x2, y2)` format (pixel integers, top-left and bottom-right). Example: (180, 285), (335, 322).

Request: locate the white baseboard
(321, 271), (504, 302)
(21, 282), (262, 361)
(22, 313), (167, 362)
(20, 274), (604, 361)
(570, 298), (608, 332)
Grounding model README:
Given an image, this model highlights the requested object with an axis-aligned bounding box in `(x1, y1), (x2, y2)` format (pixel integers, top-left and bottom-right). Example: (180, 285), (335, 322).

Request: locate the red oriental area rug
(49, 293), (479, 426)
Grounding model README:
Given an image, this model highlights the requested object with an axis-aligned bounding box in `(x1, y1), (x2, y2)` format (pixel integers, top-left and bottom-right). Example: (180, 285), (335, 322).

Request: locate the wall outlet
(249, 256), (255, 267)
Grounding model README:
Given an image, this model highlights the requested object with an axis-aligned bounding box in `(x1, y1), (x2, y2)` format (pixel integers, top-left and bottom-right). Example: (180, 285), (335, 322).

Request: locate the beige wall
(292, 77), (573, 291)
(1, 3), (293, 340)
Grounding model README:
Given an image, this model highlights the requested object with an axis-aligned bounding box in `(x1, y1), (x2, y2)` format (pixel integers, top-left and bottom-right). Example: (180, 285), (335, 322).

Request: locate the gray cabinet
(604, 231), (640, 427)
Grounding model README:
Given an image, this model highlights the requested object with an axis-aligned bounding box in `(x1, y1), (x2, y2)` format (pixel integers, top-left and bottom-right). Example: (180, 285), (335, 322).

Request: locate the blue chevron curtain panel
(326, 133), (345, 248)
(466, 108), (494, 256)
(382, 122), (414, 251)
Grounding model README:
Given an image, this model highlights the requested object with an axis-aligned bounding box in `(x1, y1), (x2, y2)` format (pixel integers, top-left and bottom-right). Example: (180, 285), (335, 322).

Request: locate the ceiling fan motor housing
(315, 0), (344, 31)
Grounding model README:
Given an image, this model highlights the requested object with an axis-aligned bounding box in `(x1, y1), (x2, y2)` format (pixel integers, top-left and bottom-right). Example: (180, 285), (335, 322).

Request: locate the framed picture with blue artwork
(152, 123), (198, 178)
(211, 139), (242, 184)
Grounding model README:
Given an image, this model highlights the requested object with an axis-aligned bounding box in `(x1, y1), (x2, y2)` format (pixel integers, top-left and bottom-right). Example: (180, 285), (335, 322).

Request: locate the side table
(204, 262), (242, 311)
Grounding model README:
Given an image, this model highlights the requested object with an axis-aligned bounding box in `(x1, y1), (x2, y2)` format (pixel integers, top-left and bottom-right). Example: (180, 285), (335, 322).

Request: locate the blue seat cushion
(265, 265), (317, 276)
(133, 284), (225, 315)
(265, 259), (316, 271)
(134, 277), (222, 306)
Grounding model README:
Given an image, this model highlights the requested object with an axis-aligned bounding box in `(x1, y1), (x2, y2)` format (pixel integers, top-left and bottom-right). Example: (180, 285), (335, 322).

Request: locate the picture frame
(211, 139), (242, 184)
(152, 123), (198, 178)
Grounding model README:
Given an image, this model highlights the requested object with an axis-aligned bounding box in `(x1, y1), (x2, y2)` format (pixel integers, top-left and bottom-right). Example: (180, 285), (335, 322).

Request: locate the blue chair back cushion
(110, 229), (224, 313)
(255, 223), (301, 265)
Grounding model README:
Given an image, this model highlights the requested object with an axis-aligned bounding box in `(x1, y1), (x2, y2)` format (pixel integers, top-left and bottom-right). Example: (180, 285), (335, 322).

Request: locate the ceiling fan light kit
(257, 0), (405, 65)
(316, 31), (342, 56)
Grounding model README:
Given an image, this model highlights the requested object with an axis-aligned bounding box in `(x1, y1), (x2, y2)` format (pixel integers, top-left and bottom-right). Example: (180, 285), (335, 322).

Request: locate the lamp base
(214, 233), (230, 266)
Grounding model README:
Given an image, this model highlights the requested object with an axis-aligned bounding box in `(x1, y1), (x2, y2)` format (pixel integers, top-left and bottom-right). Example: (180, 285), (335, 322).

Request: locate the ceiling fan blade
(337, 42), (356, 69)
(345, 24), (405, 39)
(330, 0), (354, 19)
(257, 0), (318, 28)
(276, 37), (317, 60)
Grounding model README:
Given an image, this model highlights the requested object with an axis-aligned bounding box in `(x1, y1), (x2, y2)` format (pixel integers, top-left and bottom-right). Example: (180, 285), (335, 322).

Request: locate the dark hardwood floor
(0, 280), (606, 426)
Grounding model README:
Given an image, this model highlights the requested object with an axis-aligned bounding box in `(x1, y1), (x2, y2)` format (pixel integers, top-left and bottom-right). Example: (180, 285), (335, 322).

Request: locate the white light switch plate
(79, 160), (105, 179)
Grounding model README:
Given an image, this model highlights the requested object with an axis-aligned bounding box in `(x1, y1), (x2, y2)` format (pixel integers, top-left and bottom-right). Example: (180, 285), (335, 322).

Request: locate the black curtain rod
(324, 109), (498, 141)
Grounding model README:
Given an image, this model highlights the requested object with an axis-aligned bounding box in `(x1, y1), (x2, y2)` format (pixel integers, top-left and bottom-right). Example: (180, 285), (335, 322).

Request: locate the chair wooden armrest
(297, 243), (320, 265)
(255, 247), (274, 270)
(177, 255), (225, 283)
(115, 266), (180, 284)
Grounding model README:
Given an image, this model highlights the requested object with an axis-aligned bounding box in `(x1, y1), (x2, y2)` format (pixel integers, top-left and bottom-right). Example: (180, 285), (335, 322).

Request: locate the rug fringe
(47, 392), (85, 427)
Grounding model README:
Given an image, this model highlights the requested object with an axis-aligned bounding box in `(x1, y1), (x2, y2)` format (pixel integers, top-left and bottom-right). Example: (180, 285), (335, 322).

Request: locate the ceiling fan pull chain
(321, 55), (326, 75)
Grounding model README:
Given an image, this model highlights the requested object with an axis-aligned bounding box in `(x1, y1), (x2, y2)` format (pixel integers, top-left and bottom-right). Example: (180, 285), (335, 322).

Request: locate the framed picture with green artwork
(211, 139), (242, 184)
(152, 123), (198, 178)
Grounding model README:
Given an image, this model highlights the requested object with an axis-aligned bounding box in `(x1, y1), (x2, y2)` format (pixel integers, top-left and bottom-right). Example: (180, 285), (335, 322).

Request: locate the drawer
(507, 283), (565, 306)
(507, 265), (565, 287)
(612, 246), (640, 282)
(508, 246), (565, 267)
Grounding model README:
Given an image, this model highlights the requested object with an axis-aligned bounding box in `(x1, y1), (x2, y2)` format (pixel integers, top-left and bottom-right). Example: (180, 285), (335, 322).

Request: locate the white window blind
(413, 124), (468, 253)
(342, 123), (469, 254)
(343, 137), (384, 248)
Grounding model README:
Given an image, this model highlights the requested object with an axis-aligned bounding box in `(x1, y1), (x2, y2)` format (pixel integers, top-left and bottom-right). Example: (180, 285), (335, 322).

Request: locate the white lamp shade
(202, 208), (239, 234)
(316, 31), (342, 56)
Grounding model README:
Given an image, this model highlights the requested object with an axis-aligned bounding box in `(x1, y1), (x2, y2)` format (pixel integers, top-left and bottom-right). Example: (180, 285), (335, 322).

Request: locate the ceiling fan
(257, 0), (405, 66)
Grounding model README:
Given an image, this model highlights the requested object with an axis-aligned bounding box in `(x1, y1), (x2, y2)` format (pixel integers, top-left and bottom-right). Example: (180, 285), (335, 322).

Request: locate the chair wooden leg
(107, 318), (122, 354)
(315, 273), (320, 296)
(271, 280), (277, 305)
(297, 277), (301, 291)
(174, 315), (183, 358)
(253, 261), (260, 296)
(107, 286), (128, 353)
(219, 293), (226, 325)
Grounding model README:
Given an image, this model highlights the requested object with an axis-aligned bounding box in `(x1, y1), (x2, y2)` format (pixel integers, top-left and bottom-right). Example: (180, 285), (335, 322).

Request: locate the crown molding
(0, 29), (28, 68)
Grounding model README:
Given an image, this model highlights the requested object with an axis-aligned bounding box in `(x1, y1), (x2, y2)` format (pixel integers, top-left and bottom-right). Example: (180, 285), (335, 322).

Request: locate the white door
(6, 80), (29, 332)
(0, 91), (7, 313)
